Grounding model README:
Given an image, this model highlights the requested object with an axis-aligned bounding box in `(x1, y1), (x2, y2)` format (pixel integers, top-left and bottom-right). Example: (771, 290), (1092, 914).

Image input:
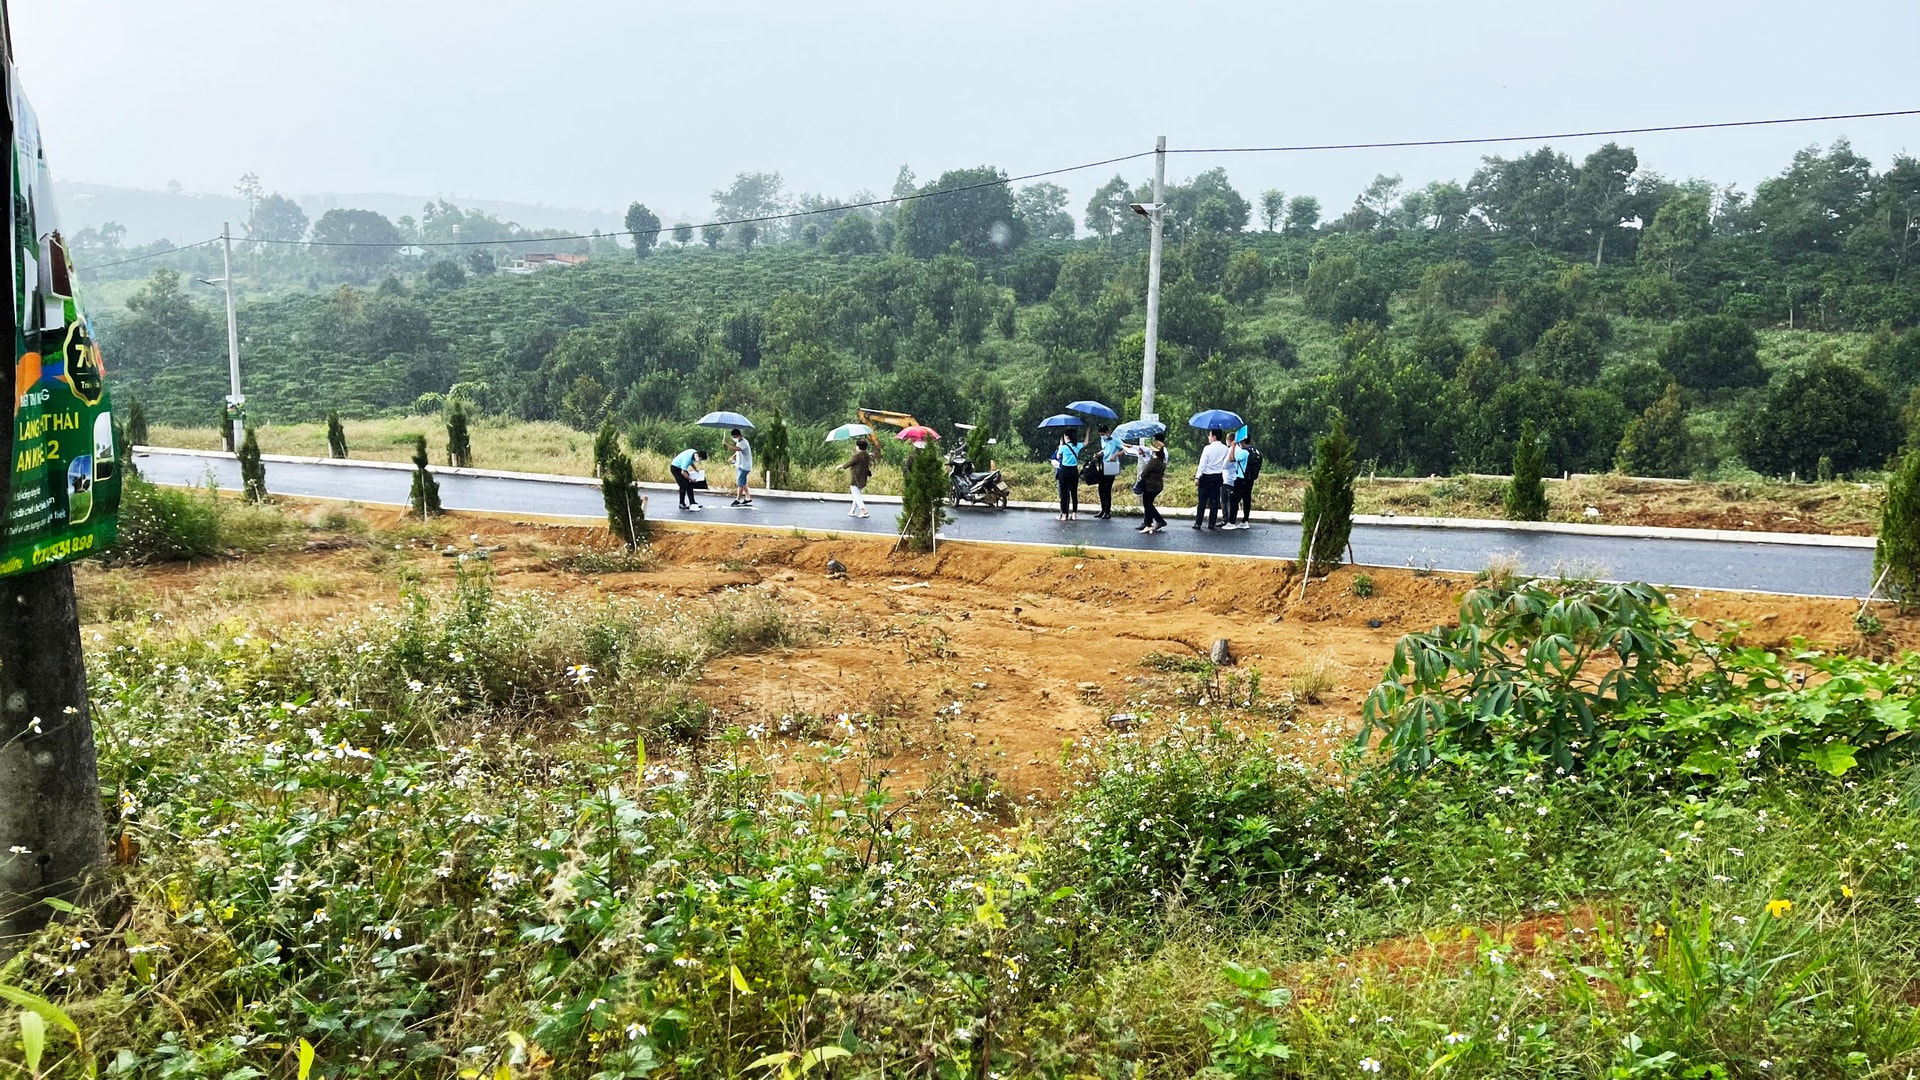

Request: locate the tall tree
(896, 167), (1026, 258)
(712, 171), (787, 221)
(1259, 189), (1286, 232)
(1638, 189), (1712, 278)
(1284, 195), (1321, 233)
(1740, 356), (1899, 478)
(1083, 174), (1133, 241)
(1571, 142), (1640, 266)
(672, 222), (695, 245)
(1014, 182), (1075, 240)
(250, 193), (309, 242)
(701, 223), (724, 249)
(624, 202), (661, 260)
(311, 208), (403, 280)
(1750, 139), (1875, 258)
(1469, 146), (1578, 249)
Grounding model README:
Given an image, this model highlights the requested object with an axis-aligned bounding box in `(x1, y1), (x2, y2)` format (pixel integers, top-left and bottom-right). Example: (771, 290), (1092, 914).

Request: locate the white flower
(27, 717), (43, 735)
(1359, 1059), (1382, 1074)
(1444, 1031), (1468, 1045)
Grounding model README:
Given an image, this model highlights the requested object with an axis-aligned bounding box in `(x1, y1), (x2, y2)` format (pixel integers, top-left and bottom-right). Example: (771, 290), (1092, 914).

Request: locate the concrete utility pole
(1136, 136), (1167, 423)
(0, 0), (107, 953)
(222, 221), (244, 448)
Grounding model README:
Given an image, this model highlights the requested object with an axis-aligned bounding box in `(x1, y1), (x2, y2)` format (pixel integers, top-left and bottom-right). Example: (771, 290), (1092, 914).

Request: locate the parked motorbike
(946, 451), (1010, 508)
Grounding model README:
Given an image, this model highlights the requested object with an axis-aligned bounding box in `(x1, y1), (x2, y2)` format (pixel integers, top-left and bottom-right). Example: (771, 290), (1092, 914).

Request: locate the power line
(75, 236), (222, 272)
(1169, 108), (1920, 156)
(72, 106), (1920, 266)
(245, 149), (1158, 251)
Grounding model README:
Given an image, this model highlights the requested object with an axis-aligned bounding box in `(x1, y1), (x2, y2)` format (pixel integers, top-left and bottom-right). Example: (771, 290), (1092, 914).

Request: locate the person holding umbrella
(729, 429), (754, 507)
(670, 447), (707, 511)
(839, 438), (873, 518)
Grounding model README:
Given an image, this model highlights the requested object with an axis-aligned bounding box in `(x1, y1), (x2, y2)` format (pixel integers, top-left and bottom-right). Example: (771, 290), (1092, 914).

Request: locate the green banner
(4, 67), (119, 579)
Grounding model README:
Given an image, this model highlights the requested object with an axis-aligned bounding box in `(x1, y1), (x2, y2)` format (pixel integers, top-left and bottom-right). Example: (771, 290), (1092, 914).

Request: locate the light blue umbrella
(696, 410), (755, 430)
(1113, 419), (1166, 441)
(1066, 399), (1119, 421)
(1188, 409), (1244, 431)
(824, 423), (873, 443)
(1037, 414), (1084, 429)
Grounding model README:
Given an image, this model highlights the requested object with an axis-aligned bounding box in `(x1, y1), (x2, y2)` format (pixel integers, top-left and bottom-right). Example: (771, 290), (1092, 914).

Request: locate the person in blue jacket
(670, 448), (707, 510)
(1051, 432), (1084, 520)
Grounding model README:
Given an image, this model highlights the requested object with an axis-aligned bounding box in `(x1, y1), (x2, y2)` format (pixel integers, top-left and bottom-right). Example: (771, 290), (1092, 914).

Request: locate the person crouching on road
(729, 429), (754, 507)
(1131, 436), (1168, 533)
(670, 448), (707, 511)
(1052, 431), (1084, 521)
(839, 438), (872, 518)
(1193, 429), (1230, 529)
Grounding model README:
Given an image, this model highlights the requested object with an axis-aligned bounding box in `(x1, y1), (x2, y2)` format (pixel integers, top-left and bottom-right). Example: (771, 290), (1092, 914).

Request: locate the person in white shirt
(1193, 430), (1232, 529)
(729, 430), (754, 506)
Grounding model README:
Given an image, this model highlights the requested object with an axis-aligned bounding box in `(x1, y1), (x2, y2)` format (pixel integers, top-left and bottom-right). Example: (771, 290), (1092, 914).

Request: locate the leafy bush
(109, 475), (297, 564)
(1054, 721), (1379, 915)
(1362, 579), (1920, 781)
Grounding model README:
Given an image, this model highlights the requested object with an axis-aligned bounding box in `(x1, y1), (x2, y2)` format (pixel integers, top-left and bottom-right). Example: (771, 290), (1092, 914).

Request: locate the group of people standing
(669, 429), (755, 511)
(1050, 427), (1258, 534)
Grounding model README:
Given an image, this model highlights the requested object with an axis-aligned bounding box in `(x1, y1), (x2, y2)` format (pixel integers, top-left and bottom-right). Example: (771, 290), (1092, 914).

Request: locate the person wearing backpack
(1229, 436), (1262, 529)
(1052, 431), (1084, 521)
(1091, 425), (1124, 519)
(1130, 436), (1168, 533)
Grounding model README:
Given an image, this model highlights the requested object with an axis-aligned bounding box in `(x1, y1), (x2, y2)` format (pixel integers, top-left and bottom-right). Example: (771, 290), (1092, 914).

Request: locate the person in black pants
(1052, 433), (1083, 520)
(669, 448), (707, 510)
(1092, 426), (1121, 519)
(1229, 439), (1258, 529)
(1132, 436), (1168, 532)
(1192, 429), (1230, 528)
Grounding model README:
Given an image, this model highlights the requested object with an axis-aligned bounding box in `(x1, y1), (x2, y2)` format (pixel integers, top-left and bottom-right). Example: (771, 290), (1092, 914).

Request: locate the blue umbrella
(696, 410), (755, 430)
(1113, 419), (1166, 441)
(1037, 413), (1084, 430)
(1188, 409), (1244, 431)
(1065, 399), (1119, 421)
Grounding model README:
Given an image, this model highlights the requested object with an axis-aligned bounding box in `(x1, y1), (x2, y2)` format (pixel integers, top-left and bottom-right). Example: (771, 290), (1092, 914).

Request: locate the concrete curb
(134, 446), (1879, 550)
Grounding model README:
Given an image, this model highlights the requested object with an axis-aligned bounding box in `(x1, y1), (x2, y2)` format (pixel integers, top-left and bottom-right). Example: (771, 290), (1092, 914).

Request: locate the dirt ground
(82, 508), (1919, 801)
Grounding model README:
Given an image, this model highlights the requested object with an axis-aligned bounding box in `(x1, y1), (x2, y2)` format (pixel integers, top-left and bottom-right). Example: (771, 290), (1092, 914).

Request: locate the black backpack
(1242, 445), (1264, 484)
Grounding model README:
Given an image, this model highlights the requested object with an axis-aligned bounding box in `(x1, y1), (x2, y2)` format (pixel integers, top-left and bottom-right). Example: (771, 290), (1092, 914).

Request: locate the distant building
(500, 252), (588, 274)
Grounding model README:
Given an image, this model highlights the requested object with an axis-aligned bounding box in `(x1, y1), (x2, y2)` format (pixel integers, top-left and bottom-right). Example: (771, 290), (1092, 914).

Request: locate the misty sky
(14, 0), (1920, 228)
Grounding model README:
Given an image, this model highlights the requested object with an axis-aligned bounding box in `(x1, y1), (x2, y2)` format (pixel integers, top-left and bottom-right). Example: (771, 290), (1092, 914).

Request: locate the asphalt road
(135, 449), (1877, 598)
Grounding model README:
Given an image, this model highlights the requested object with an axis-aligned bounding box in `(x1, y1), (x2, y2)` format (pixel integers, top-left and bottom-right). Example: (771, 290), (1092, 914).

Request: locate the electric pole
(1, 0), (109, 954)
(1138, 135), (1166, 423)
(222, 221), (244, 448)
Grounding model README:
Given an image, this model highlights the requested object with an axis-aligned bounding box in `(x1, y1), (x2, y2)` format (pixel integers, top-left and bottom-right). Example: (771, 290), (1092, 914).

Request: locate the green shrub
(407, 434), (442, 517)
(1503, 419), (1548, 521)
(109, 475), (296, 564)
(1298, 413), (1356, 574)
(237, 424), (266, 502)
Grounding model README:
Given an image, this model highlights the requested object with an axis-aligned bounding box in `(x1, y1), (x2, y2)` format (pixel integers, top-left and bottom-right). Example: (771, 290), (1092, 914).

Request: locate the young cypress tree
(409, 434), (442, 517)
(966, 421), (993, 472)
(237, 425), (267, 502)
(1504, 419), (1549, 521)
(762, 410), (792, 489)
(601, 446), (646, 548)
(592, 418), (619, 478)
(126, 394), (149, 447)
(1877, 447), (1920, 611)
(897, 443), (951, 552)
(446, 400), (473, 468)
(327, 410), (349, 459)
(219, 401), (235, 453)
(1298, 413), (1356, 575)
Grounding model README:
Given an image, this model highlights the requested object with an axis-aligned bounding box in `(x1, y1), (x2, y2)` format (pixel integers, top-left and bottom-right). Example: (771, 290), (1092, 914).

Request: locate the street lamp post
(1131, 135), (1167, 423)
(198, 221), (244, 449)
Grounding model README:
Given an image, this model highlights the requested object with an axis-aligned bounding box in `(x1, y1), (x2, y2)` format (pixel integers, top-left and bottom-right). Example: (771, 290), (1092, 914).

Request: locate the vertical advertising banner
(4, 64), (118, 579)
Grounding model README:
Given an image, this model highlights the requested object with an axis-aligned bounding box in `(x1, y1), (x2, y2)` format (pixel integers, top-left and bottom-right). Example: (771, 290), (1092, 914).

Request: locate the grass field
(14, 496), (1920, 1077)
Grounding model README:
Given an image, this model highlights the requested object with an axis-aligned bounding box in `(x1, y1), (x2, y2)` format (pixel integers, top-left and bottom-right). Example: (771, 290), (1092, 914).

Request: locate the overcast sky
(13, 0), (1920, 227)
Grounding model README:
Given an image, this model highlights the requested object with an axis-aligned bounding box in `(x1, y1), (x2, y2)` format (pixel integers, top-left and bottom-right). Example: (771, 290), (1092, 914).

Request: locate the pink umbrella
(895, 425), (940, 443)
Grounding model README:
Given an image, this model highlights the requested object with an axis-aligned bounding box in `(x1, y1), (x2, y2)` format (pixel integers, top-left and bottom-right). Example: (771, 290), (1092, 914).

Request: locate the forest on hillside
(96, 139), (1920, 480)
